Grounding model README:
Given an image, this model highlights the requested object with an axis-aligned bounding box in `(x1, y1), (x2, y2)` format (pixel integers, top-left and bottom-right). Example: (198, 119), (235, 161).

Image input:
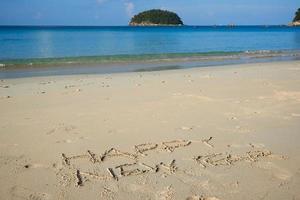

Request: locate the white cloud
(124, 1), (134, 17)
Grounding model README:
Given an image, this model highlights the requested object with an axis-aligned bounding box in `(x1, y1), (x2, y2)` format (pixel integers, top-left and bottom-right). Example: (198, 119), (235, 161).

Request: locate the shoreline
(1, 60), (300, 199)
(1, 50), (300, 79)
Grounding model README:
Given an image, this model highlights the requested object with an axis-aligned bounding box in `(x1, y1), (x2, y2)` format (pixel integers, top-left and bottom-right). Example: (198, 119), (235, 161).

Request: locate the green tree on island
(293, 8), (300, 22)
(130, 9), (183, 26)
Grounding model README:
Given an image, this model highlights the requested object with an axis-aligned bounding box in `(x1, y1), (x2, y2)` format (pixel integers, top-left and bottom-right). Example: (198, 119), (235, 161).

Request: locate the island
(129, 9), (183, 26)
(289, 8), (300, 26)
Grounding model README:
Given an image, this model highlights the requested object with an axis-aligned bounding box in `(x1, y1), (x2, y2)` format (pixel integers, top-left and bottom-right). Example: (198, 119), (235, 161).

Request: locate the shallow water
(1, 52), (299, 79)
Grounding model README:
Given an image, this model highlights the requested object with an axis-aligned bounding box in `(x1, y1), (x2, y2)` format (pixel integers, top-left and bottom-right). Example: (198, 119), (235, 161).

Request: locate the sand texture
(1, 61), (300, 200)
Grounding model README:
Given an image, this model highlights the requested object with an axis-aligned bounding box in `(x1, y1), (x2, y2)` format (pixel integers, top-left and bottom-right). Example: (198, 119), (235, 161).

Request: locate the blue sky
(0, 0), (299, 25)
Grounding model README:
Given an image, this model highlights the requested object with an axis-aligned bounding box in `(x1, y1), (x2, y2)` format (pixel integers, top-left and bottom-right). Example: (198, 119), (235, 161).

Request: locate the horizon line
(0, 24), (293, 27)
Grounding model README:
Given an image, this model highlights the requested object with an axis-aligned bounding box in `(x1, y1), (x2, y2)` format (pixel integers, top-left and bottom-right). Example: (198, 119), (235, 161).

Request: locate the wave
(1, 50), (300, 68)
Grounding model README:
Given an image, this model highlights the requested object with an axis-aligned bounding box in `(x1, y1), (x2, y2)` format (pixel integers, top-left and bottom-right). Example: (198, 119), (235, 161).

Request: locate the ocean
(0, 26), (300, 78)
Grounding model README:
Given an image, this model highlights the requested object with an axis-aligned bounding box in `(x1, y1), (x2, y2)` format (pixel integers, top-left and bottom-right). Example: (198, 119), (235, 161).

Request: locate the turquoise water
(1, 26), (300, 61)
(0, 26), (300, 78)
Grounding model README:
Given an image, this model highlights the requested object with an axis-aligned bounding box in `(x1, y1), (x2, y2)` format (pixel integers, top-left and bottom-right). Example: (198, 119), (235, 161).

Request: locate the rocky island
(289, 8), (300, 26)
(129, 9), (183, 26)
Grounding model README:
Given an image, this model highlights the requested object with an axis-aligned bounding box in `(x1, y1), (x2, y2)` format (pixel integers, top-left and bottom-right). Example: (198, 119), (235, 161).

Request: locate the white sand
(0, 61), (300, 200)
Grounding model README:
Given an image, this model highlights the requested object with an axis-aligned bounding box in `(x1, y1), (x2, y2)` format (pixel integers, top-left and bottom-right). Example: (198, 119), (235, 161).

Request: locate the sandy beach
(0, 61), (300, 200)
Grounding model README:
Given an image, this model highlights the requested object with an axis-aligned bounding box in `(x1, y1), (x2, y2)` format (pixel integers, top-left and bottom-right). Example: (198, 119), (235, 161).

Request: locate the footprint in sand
(56, 137), (87, 144)
(0, 155), (32, 174)
(56, 139), (73, 144)
(157, 185), (174, 200)
(46, 124), (77, 135)
(64, 84), (76, 89)
(229, 116), (238, 120)
(234, 125), (251, 134)
(100, 187), (116, 200)
(248, 143), (265, 148)
(10, 186), (51, 200)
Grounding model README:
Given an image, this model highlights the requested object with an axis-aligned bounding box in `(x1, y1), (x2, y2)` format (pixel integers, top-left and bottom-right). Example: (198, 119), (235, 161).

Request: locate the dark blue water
(1, 26), (300, 60)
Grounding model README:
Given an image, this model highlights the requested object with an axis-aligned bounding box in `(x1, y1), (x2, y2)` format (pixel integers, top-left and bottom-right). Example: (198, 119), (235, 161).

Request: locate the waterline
(1, 50), (300, 79)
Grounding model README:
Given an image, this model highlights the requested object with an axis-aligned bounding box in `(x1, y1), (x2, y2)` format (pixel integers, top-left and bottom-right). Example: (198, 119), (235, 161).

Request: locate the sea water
(0, 26), (300, 77)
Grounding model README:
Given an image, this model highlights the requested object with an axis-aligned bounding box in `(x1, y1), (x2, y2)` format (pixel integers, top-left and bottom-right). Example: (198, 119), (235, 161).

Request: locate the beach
(0, 61), (300, 200)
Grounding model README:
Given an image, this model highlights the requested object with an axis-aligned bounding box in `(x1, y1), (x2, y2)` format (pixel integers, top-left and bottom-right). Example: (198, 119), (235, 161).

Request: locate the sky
(0, 0), (299, 26)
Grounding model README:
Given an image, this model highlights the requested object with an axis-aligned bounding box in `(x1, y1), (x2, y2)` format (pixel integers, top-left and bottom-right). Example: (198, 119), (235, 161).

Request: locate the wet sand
(0, 61), (300, 200)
